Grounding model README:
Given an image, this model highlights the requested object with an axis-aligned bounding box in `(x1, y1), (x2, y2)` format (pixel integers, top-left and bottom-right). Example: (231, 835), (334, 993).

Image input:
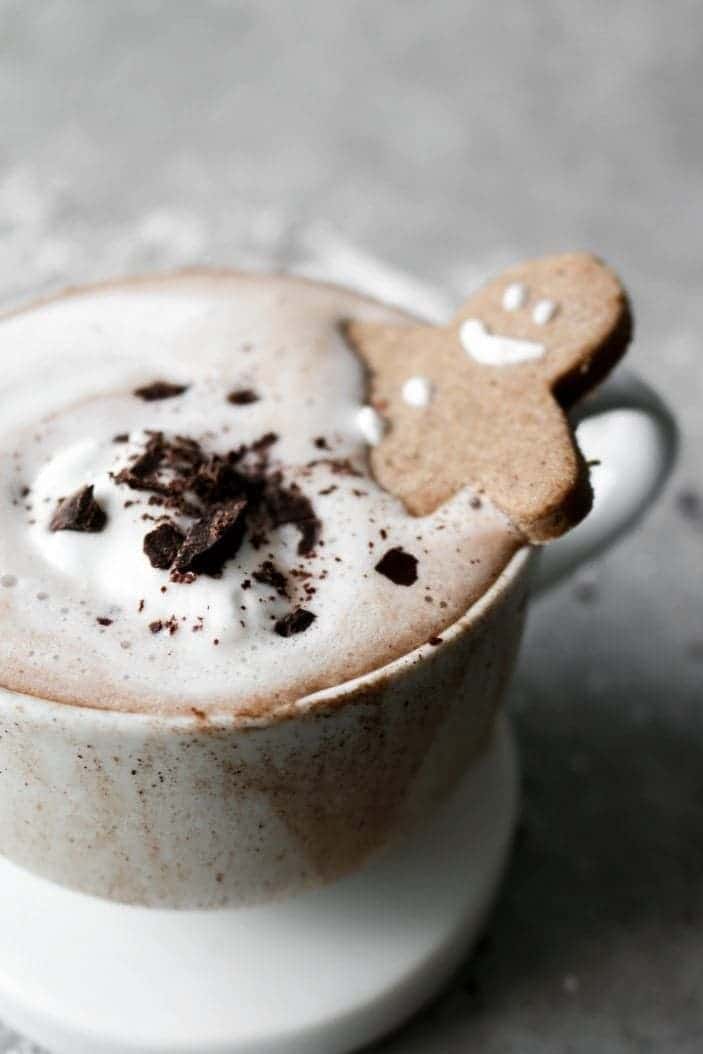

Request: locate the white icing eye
(401, 376), (433, 407)
(532, 299), (557, 325)
(502, 282), (528, 311)
(460, 318), (545, 366)
(356, 406), (387, 445)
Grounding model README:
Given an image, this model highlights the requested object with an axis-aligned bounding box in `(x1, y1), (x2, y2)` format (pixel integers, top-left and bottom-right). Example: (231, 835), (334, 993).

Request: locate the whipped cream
(0, 274), (521, 715)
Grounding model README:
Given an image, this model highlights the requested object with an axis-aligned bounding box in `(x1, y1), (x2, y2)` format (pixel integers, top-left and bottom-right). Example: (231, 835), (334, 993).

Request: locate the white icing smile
(459, 318), (546, 366)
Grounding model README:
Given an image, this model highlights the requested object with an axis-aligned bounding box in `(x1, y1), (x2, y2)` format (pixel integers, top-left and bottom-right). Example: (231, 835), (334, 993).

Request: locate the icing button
(356, 406), (387, 446)
(402, 376), (433, 408)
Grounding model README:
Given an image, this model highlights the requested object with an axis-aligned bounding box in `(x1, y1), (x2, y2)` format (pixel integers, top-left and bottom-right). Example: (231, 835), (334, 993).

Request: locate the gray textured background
(0, 2), (701, 1051)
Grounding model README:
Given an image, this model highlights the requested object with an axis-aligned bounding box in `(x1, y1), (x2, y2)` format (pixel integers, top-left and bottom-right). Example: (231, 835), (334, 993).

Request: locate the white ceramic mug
(0, 369), (676, 909)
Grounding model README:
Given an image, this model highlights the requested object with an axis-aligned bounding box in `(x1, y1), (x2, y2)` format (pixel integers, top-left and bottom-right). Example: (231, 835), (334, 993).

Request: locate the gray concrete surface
(0, 1), (701, 1051)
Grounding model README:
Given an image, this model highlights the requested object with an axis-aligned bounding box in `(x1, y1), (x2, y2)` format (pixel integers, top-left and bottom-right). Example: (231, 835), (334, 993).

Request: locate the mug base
(0, 717), (518, 1054)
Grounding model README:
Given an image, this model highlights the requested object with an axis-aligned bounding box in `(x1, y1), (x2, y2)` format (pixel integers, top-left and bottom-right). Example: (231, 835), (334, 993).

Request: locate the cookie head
(344, 252), (632, 542)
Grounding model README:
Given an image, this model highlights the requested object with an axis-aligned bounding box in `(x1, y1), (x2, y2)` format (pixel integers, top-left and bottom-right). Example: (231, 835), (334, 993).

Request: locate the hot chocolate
(0, 257), (646, 910)
(0, 272), (521, 716)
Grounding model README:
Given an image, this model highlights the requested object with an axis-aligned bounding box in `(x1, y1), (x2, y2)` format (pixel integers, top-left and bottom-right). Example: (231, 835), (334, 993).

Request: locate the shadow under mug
(0, 369), (676, 908)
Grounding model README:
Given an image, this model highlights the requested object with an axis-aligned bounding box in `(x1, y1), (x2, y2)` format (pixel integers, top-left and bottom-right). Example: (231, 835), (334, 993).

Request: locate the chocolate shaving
(274, 608), (316, 637)
(97, 617), (113, 626)
(110, 428), (320, 585)
(143, 521), (185, 570)
(191, 458), (255, 506)
(252, 560), (288, 597)
(306, 457), (363, 477)
(116, 433), (166, 489)
(252, 432), (278, 452)
(264, 477), (320, 555)
(134, 381), (188, 401)
(375, 547), (418, 586)
(173, 498), (248, 576)
(227, 388), (259, 405)
(50, 485), (107, 533)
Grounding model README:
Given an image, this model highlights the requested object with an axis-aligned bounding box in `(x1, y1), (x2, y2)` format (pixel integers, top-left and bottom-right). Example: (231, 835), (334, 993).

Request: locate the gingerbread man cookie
(344, 253), (632, 542)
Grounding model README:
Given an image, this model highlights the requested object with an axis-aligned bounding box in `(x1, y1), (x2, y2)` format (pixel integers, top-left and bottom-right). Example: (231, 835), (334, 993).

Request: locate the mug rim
(0, 547), (532, 731)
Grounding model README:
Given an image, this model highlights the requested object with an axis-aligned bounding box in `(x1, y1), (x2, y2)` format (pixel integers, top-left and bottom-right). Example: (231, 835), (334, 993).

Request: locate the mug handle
(532, 370), (678, 595)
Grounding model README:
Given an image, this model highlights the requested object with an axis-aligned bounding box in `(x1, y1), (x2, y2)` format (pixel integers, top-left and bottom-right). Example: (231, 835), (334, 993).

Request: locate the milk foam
(0, 274), (522, 715)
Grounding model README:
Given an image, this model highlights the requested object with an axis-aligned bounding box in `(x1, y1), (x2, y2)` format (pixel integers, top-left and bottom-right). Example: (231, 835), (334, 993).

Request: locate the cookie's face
(345, 253), (632, 542)
(452, 254), (631, 396)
